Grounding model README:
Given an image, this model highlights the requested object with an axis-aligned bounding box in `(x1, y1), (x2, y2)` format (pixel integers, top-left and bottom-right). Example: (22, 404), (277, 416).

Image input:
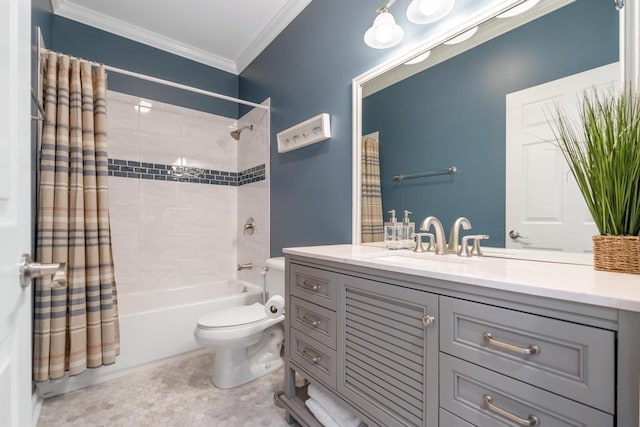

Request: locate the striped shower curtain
(361, 132), (384, 243)
(33, 52), (120, 381)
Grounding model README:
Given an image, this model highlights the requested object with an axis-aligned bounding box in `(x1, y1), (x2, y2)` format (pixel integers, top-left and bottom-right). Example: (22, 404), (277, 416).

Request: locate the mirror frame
(352, 0), (637, 249)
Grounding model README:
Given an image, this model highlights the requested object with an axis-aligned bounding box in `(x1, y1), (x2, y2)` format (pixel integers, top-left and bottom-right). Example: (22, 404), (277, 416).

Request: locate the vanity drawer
(290, 329), (337, 389)
(440, 354), (613, 427)
(289, 264), (337, 310)
(291, 296), (337, 350)
(439, 409), (474, 427)
(440, 296), (615, 413)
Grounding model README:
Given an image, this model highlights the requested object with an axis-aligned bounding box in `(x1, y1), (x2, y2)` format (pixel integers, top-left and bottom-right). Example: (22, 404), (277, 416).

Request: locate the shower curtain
(361, 132), (384, 243)
(33, 52), (120, 381)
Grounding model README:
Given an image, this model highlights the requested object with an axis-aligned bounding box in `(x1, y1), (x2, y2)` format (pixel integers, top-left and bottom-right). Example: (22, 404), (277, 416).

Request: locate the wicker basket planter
(592, 235), (640, 274)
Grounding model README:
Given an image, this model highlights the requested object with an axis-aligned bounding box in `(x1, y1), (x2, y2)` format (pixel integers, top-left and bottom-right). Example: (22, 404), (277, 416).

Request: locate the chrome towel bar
(393, 166), (457, 182)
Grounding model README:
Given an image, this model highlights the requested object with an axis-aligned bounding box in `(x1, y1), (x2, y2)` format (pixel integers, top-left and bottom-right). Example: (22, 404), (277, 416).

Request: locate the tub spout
(238, 263), (253, 271)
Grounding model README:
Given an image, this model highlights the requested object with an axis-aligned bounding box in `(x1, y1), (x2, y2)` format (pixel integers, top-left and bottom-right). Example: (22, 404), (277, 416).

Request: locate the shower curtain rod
(41, 49), (269, 111)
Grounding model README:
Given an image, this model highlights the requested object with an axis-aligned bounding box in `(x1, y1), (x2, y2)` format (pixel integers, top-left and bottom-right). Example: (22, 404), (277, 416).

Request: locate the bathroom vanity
(280, 244), (640, 427)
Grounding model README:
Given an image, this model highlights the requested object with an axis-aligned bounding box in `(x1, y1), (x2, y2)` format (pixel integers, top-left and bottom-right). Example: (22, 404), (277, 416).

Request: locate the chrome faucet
(447, 217), (472, 253)
(419, 216), (447, 255)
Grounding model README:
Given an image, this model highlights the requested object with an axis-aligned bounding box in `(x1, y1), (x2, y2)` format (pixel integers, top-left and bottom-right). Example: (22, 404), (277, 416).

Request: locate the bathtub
(38, 279), (263, 398)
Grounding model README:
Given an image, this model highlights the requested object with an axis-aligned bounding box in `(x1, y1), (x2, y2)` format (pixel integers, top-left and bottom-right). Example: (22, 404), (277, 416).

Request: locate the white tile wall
(107, 91), (268, 295)
(237, 100), (271, 286)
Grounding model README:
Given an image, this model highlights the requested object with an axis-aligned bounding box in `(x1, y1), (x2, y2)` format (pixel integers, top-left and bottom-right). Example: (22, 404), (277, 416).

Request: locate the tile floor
(37, 351), (290, 427)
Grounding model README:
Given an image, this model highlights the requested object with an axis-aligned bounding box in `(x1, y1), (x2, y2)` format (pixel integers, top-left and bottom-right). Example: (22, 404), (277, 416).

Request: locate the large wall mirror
(353, 0), (630, 260)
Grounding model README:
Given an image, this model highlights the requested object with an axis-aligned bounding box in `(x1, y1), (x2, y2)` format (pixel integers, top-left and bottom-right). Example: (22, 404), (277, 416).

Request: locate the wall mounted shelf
(277, 113), (331, 153)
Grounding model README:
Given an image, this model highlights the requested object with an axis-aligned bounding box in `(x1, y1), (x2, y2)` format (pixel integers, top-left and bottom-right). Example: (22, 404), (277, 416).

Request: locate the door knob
(508, 230), (527, 240)
(19, 253), (67, 289)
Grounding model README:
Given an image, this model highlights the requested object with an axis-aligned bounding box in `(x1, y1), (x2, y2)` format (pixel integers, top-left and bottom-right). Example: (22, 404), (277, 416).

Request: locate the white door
(0, 0), (33, 426)
(505, 62), (619, 252)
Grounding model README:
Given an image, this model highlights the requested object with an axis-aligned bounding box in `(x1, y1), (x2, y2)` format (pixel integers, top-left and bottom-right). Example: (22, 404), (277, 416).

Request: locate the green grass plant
(551, 88), (640, 236)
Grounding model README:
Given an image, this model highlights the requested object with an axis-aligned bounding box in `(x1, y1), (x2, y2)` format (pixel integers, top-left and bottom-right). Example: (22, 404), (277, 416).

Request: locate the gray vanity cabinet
(336, 275), (439, 427)
(282, 255), (638, 427)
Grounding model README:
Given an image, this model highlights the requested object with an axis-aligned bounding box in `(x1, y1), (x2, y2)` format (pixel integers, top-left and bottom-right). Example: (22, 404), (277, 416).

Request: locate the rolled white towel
(308, 384), (362, 427)
(305, 398), (340, 427)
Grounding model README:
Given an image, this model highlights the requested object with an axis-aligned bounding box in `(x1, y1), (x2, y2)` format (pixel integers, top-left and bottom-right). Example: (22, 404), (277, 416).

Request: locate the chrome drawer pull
(301, 280), (320, 291)
(482, 394), (539, 426)
(301, 348), (321, 364)
(301, 313), (320, 327)
(483, 332), (540, 356)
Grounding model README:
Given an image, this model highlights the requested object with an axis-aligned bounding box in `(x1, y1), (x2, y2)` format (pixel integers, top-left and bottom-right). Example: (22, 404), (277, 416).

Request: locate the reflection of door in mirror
(360, 0), (618, 251)
(506, 62), (619, 253)
(361, 132), (383, 243)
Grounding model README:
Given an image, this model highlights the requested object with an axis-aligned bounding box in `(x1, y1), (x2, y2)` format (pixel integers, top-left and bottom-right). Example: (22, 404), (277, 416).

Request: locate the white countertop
(283, 244), (640, 312)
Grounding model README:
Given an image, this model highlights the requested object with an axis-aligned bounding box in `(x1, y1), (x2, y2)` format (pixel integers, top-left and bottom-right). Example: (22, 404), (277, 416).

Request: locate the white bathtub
(38, 279), (263, 398)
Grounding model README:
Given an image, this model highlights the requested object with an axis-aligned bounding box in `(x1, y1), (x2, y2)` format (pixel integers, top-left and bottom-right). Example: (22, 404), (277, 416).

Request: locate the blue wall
(50, 16), (239, 118)
(363, 0), (618, 248)
(240, 0), (518, 255)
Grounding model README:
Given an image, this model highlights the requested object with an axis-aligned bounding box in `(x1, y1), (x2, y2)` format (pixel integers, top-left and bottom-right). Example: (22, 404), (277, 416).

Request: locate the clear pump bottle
(384, 210), (403, 250)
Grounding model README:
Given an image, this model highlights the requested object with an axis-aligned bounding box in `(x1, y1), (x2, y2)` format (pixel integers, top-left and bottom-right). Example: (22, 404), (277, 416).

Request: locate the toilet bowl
(194, 257), (285, 389)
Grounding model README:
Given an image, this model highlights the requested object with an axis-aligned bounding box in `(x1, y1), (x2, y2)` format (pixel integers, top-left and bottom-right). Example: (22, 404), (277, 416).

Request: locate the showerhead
(230, 124), (253, 141)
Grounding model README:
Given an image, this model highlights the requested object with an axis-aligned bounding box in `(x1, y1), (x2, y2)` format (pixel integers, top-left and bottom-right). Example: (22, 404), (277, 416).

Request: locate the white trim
(52, 0), (238, 73)
(31, 392), (43, 427)
(622, 0), (640, 89)
(236, 0), (312, 73)
(52, 0), (310, 75)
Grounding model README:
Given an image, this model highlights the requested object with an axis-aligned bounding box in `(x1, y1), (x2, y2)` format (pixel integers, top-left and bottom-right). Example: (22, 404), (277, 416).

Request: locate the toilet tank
(265, 257), (285, 298)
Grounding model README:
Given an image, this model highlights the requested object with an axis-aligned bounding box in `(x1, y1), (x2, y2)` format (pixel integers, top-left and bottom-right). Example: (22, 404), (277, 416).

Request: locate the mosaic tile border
(107, 158), (265, 186)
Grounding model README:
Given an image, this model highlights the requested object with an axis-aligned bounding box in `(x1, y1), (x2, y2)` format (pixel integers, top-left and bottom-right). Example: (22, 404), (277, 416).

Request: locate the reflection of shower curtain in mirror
(361, 132), (383, 242)
(33, 52), (120, 381)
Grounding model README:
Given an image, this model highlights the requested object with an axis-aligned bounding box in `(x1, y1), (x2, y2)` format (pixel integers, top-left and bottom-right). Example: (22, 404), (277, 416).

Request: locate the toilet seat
(195, 303), (284, 342)
(198, 303), (267, 328)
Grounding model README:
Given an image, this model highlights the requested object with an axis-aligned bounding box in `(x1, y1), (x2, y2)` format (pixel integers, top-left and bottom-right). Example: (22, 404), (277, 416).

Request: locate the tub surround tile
(106, 90), (269, 298)
(108, 158), (265, 186)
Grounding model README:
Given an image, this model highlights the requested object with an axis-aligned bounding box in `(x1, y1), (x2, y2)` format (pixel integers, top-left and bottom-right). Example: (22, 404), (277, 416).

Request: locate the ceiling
(51, 0), (312, 74)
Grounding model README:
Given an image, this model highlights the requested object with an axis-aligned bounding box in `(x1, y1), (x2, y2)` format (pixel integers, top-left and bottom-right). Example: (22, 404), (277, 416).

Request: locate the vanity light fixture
(443, 26), (478, 45)
(364, 0), (405, 49)
(497, 0), (539, 18)
(404, 50), (431, 65)
(406, 0), (456, 24)
(365, 0), (456, 49)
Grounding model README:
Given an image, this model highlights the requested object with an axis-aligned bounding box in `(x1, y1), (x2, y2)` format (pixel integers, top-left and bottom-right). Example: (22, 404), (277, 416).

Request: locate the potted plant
(552, 87), (640, 273)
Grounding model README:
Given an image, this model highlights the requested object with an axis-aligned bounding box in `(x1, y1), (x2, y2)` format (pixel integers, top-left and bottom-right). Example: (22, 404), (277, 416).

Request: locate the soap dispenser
(401, 210), (415, 249)
(384, 210), (403, 250)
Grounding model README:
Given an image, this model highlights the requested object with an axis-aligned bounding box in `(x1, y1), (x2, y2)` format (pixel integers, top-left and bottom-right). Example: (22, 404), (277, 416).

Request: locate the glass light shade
(404, 50), (431, 65)
(364, 12), (404, 49)
(497, 0), (540, 18)
(444, 26), (478, 45)
(406, 0), (456, 24)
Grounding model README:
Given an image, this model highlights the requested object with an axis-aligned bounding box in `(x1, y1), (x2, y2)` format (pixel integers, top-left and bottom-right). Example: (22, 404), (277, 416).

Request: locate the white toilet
(194, 257), (285, 389)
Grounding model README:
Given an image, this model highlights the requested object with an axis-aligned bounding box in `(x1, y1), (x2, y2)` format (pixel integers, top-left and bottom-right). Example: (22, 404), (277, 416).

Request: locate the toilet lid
(197, 303), (267, 328)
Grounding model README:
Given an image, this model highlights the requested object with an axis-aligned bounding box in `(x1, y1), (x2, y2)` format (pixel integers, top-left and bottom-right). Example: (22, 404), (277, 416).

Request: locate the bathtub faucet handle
(238, 263), (253, 271)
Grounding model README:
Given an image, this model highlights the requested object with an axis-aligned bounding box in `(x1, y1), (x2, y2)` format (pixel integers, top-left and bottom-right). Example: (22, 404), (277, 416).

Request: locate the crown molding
(235, 0), (312, 73)
(52, 0), (238, 74)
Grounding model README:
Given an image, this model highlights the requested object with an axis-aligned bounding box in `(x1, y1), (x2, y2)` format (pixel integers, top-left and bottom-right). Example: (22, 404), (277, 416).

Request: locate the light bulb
(364, 11), (404, 49)
(419, 0), (441, 16)
(407, 0), (455, 24)
(376, 26), (392, 43)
